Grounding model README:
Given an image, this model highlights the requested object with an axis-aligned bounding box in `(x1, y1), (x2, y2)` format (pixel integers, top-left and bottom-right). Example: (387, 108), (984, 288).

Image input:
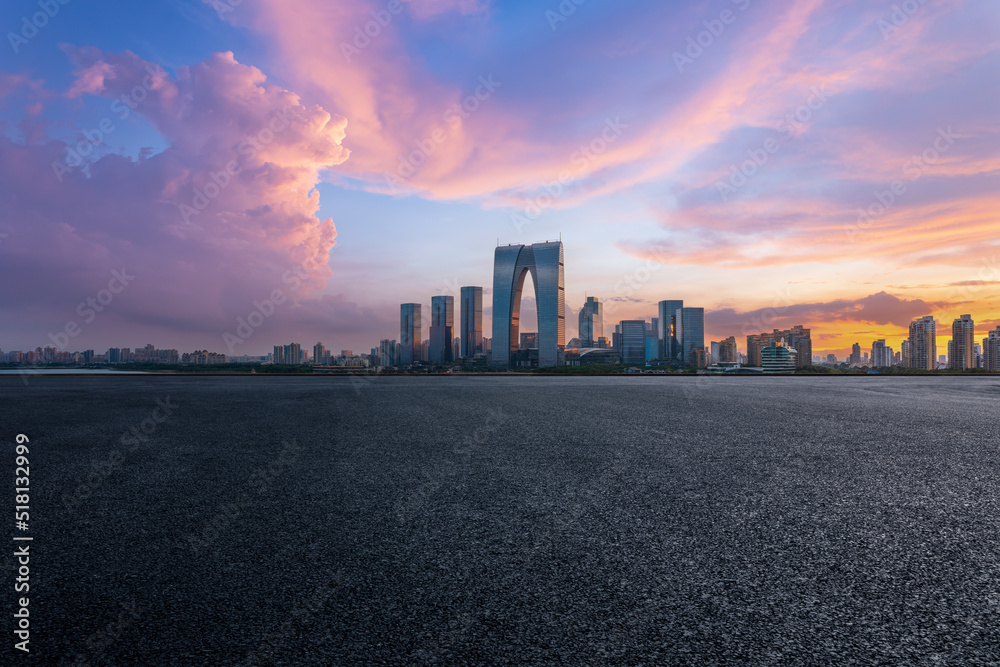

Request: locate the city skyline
(1, 1), (998, 358)
(14, 240), (1000, 362)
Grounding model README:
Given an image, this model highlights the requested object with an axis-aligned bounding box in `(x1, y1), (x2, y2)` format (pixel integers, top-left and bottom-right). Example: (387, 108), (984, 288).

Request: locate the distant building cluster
(832, 314), (1000, 371)
(369, 242), (754, 371)
(6, 245), (999, 374)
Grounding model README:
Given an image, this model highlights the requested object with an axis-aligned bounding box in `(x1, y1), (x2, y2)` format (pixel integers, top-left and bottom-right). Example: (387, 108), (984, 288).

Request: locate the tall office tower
(460, 286), (483, 358)
(746, 334), (765, 366)
(950, 314), (975, 370)
(907, 315), (937, 370)
(675, 307), (705, 366)
(784, 325), (812, 369)
(619, 320), (647, 366)
(871, 339), (894, 368)
(645, 325), (659, 361)
(400, 303), (422, 366)
(719, 337), (738, 363)
(657, 300), (684, 362)
(281, 343), (301, 365)
(983, 327), (1000, 371)
(850, 343), (861, 365)
(710, 341), (720, 365)
(313, 342), (329, 365)
(578, 296), (603, 347)
(974, 343), (983, 369)
(429, 295), (455, 364)
(379, 339), (397, 367)
(492, 241), (565, 368)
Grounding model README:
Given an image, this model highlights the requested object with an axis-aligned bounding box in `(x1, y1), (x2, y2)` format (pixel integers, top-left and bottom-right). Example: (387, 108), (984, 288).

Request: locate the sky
(0, 0), (998, 359)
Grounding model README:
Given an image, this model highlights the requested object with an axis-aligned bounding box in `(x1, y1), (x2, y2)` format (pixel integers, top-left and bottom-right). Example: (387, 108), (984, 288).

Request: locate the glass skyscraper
(429, 295), (455, 364)
(657, 300), (684, 362)
(578, 296), (603, 348)
(619, 320), (646, 366)
(492, 241), (565, 368)
(460, 286), (483, 358)
(676, 307), (705, 367)
(399, 303), (422, 366)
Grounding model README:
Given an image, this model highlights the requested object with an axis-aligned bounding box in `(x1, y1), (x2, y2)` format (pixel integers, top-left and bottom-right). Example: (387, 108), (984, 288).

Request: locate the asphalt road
(2, 375), (1000, 665)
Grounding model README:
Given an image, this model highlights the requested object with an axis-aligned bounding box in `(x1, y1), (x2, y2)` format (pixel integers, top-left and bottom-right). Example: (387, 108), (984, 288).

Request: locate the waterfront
(3, 376), (999, 664)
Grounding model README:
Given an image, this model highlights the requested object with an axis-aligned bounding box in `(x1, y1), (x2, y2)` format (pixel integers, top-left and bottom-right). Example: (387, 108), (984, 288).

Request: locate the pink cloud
(0, 49), (357, 353)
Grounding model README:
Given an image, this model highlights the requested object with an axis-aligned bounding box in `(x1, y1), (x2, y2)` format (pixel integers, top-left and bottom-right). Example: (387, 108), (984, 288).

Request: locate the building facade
(718, 336), (738, 363)
(491, 241), (565, 368)
(619, 320), (647, 366)
(983, 327), (1000, 371)
(761, 342), (797, 373)
(870, 339), (894, 368)
(400, 303), (422, 366)
(460, 286), (483, 358)
(747, 326), (811, 369)
(950, 314), (975, 370)
(429, 295), (455, 364)
(578, 296), (603, 348)
(676, 307), (705, 367)
(657, 300), (684, 362)
(907, 315), (937, 370)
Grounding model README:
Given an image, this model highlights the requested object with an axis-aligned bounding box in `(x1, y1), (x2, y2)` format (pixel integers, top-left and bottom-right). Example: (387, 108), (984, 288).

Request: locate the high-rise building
(519, 332), (538, 349)
(676, 307), (705, 367)
(400, 303), (422, 365)
(429, 295), (455, 364)
(907, 315), (936, 370)
(379, 339), (398, 367)
(492, 241), (565, 368)
(578, 297), (603, 348)
(619, 320), (646, 366)
(312, 342), (329, 365)
(645, 328), (659, 361)
(950, 314), (975, 370)
(460, 286), (483, 358)
(718, 337), (738, 363)
(747, 335), (765, 367)
(850, 343), (862, 366)
(871, 339), (894, 368)
(273, 343), (301, 365)
(983, 327), (1000, 371)
(657, 300), (684, 362)
(709, 341), (720, 365)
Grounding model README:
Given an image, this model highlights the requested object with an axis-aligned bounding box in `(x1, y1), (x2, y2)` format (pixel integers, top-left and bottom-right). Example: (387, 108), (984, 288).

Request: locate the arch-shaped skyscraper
(492, 241), (565, 368)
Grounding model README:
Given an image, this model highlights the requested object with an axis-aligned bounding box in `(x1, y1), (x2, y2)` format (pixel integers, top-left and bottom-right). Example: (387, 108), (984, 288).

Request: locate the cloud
(0, 48), (352, 352)
(706, 290), (948, 339)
